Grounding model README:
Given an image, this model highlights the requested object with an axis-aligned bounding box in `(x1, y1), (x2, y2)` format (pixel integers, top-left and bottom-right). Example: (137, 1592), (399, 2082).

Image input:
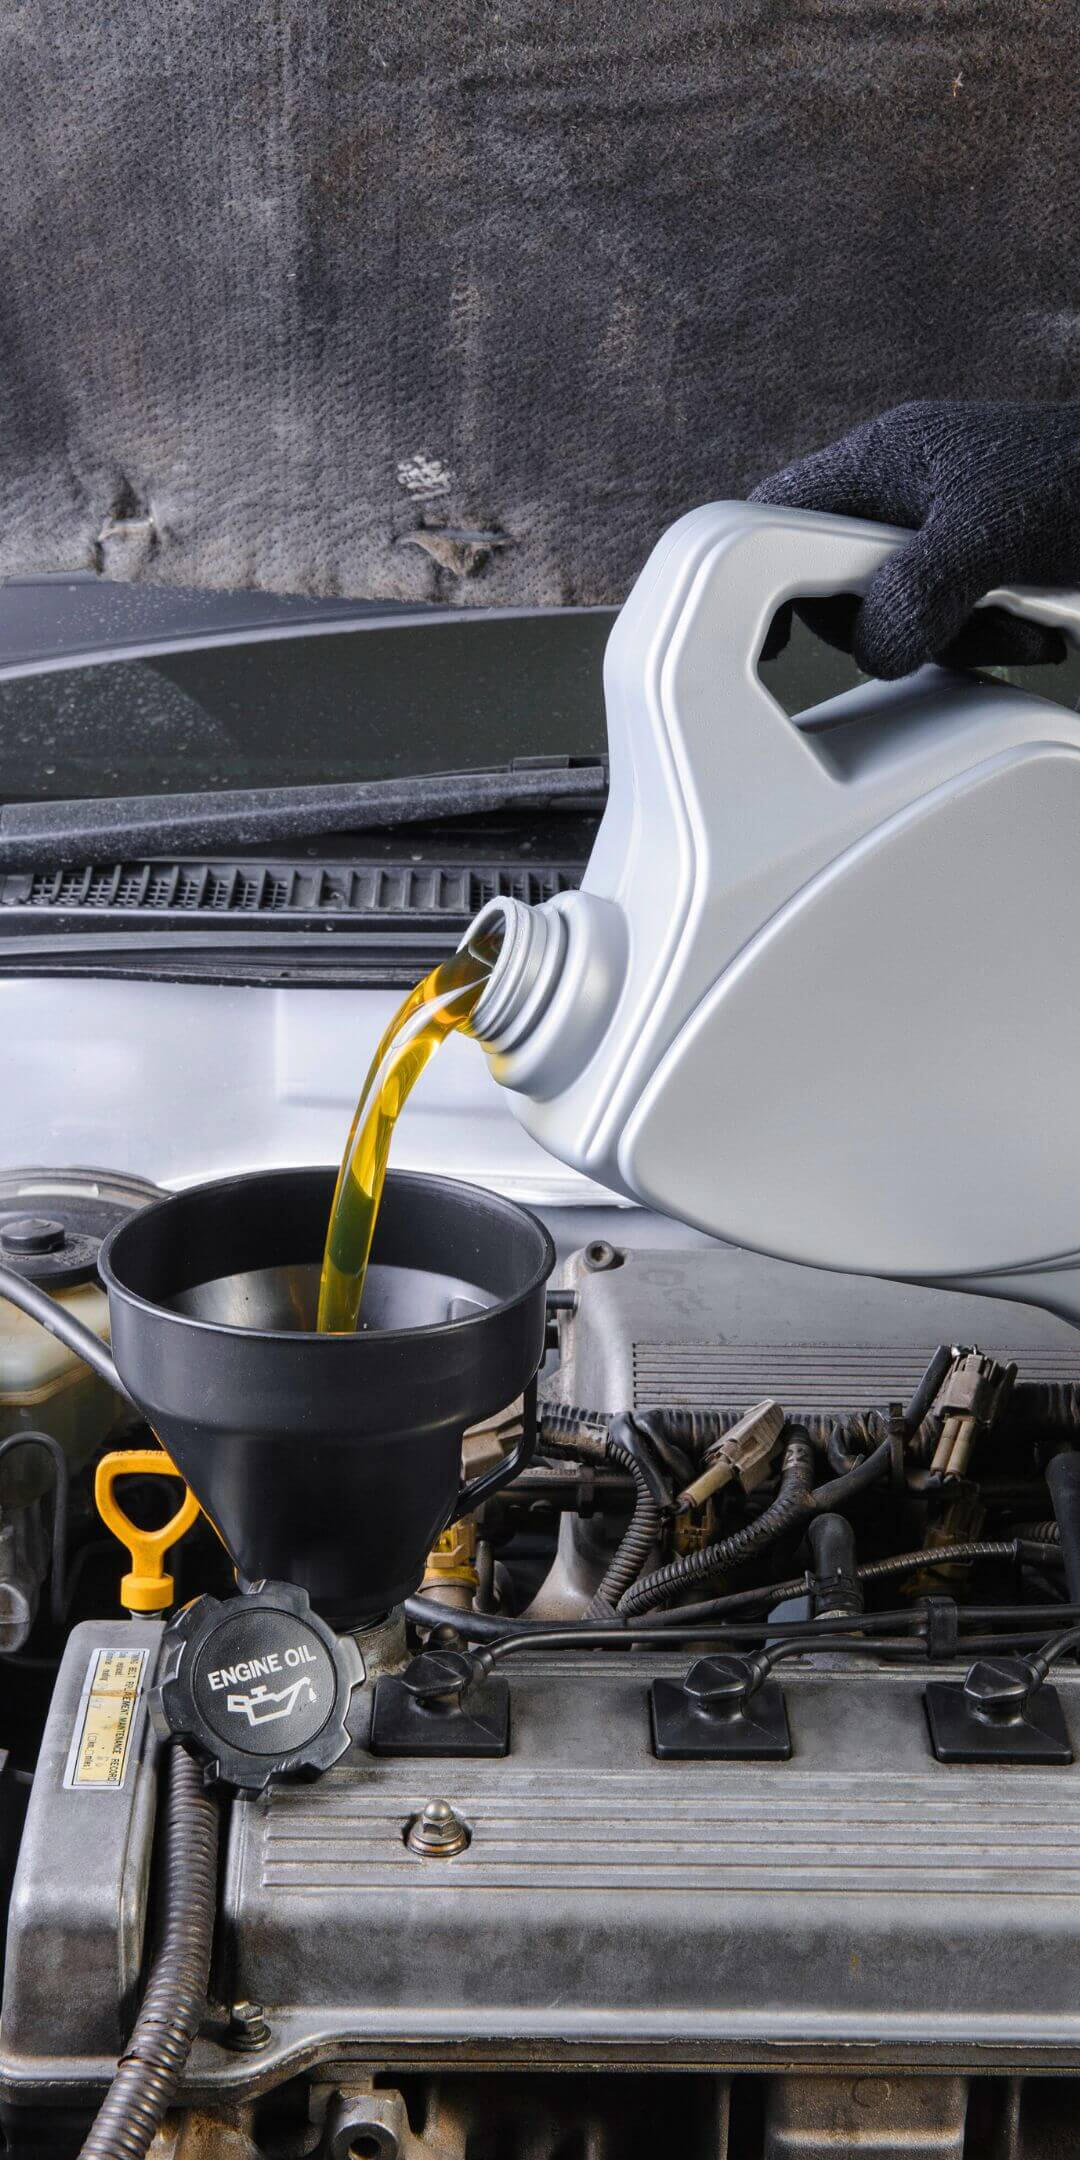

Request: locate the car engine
(3, 1181), (1080, 2159)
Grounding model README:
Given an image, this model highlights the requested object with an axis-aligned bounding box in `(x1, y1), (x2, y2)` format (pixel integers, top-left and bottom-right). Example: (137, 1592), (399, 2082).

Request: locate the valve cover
(220, 1651), (1080, 2066)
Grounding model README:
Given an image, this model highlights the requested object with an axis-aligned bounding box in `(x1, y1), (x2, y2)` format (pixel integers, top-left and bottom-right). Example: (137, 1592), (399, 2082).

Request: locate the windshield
(0, 590), (612, 803)
(4, 577), (1080, 811)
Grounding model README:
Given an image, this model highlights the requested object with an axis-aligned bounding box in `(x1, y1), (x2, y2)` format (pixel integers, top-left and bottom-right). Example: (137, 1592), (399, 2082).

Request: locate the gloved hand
(751, 400), (1080, 679)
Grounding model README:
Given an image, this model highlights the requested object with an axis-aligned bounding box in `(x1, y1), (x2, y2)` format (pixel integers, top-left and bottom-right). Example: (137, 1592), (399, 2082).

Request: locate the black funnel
(96, 1167), (554, 1626)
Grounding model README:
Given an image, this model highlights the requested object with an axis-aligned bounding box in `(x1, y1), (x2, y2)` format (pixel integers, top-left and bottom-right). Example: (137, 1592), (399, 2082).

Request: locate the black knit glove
(751, 400), (1080, 679)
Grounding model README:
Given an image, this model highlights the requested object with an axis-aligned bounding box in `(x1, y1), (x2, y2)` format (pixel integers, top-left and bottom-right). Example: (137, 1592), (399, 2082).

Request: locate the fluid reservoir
(0, 1169), (160, 1507)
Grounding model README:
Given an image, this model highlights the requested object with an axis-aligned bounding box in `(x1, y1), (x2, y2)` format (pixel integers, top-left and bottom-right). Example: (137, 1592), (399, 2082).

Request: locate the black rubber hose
(809, 1434), (893, 1513)
(623, 1407), (729, 1492)
(538, 1416), (661, 1616)
(808, 1512), (863, 1617)
(406, 1540), (1063, 1643)
(1031, 1619), (1080, 1677)
(408, 1594), (596, 1639)
(904, 1345), (954, 1436)
(857, 1539), (1040, 1585)
(1046, 1452), (1080, 1605)
(590, 1446), (660, 1615)
(616, 1430), (816, 1618)
(1020, 1383), (1080, 1427)
(79, 1745), (219, 2160)
(0, 1430), (69, 1626)
(475, 1620), (922, 1671)
(0, 1261), (130, 1400)
(826, 1423), (859, 1476)
(595, 1423), (886, 1622)
(617, 1537), (1058, 1628)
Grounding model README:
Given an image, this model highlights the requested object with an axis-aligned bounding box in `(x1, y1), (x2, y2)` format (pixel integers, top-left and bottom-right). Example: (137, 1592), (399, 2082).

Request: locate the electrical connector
(677, 1399), (785, 1510)
(927, 1349), (1016, 1480)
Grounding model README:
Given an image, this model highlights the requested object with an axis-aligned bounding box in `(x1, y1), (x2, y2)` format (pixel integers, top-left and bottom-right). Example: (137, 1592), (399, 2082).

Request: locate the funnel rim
(97, 1164), (556, 1346)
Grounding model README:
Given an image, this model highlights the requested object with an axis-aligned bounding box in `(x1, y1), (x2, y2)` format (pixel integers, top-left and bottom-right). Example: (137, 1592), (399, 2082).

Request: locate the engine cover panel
(552, 1241), (1080, 1414)
(223, 1654), (1080, 2059)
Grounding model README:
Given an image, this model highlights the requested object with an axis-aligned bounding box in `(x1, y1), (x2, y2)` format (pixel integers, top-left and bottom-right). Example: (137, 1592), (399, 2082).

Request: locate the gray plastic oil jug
(467, 499), (1080, 1327)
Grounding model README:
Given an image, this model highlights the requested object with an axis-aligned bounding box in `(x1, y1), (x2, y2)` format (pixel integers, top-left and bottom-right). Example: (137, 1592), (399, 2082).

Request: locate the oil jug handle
(602, 501), (1080, 879)
(644, 501), (1080, 672)
(975, 578), (1080, 642)
(450, 1374), (538, 1521)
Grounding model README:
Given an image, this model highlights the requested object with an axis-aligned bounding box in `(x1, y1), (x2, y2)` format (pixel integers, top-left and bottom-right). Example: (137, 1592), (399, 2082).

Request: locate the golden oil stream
(316, 928), (499, 1333)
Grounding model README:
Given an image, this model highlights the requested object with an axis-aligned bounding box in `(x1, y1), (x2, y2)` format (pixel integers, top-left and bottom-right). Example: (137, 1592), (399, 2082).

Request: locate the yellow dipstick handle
(95, 1449), (201, 1613)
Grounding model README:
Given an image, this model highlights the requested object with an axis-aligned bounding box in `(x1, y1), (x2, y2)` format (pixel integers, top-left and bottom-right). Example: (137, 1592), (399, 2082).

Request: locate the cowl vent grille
(3, 860), (578, 919)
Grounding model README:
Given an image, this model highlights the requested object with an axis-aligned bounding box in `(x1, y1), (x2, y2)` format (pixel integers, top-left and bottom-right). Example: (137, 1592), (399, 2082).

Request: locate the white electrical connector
(677, 1399), (786, 1511)
(928, 1350), (1016, 1480)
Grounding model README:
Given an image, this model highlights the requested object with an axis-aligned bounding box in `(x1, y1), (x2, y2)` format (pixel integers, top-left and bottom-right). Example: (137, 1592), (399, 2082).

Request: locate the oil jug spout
(465, 889), (628, 1103)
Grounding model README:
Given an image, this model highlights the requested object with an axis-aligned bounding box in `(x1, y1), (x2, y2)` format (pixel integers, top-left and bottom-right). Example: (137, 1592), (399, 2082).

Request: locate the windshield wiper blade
(0, 758), (608, 872)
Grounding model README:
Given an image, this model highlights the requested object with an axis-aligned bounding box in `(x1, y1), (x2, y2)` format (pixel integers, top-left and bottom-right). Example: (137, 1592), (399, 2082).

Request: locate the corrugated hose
(538, 1410), (662, 1615)
(79, 1744), (219, 2160)
(617, 1430), (817, 1618)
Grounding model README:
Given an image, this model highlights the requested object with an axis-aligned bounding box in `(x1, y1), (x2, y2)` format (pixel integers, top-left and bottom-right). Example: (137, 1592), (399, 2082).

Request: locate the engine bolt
(406, 1798), (470, 1857)
(224, 1999), (271, 2050)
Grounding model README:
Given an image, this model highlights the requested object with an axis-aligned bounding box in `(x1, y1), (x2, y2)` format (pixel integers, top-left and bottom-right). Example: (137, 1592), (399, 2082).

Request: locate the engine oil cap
(153, 1581), (364, 1792)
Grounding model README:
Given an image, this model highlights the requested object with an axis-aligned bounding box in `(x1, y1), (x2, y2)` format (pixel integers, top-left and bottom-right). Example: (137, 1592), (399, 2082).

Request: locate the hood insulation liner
(0, 3), (1073, 608)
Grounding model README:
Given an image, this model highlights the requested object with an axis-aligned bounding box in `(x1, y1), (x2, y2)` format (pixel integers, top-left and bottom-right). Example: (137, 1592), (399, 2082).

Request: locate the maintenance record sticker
(64, 1646), (149, 1790)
